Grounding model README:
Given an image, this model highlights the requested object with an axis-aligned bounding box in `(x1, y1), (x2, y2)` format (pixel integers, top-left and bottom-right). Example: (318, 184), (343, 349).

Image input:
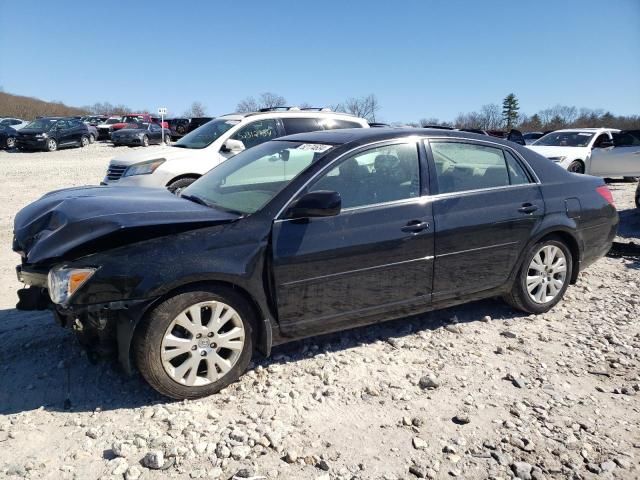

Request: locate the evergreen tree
(502, 93), (520, 129)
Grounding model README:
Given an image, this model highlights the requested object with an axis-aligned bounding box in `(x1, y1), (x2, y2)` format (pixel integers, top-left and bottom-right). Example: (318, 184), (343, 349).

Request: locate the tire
(503, 237), (573, 314)
(6, 137), (16, 149)
(167, 177), (198, 193)
(134, 286), (255, 399)
(46, 138), (58, 152)
(142, 135), (149, 147)
(80, 135), (89, 148)
(89, 133), (95, 144)
(164, 135), (171, 145)
(567, 160), (584, 174)
(623, 176), (638, 182)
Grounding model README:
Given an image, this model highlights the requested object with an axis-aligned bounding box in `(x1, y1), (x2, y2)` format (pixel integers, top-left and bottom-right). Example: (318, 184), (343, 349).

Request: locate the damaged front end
(12, 185), (240, 371)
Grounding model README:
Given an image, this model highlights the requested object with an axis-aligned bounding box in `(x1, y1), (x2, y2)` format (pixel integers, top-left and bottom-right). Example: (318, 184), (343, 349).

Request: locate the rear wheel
(134, 286), (255, 399)
(167, 176), (198, 193)
(80, 135), (89, 147)
(46, 138), (58, 152)
(164, 135), (171, 145)
(504, 237), (573, 314)
(567, 160), (584, 174)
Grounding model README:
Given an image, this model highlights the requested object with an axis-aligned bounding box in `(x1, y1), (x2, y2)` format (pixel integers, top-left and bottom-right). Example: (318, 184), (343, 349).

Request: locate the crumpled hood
(13, 186), (238, 264)
(526, 145), (590, 160)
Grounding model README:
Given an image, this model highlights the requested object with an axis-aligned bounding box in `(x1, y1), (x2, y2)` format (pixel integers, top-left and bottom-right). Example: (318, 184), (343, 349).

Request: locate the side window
(55, 120), (69, 130)
(11, 120), (21, 126)
(504, 151), (531, 185)
(320, 119), (363, 130)
(429, 141), (514, 194)
(282, 118), (320, 135)
(592, 134), (610, 148)
(232, 119), (279, 149)
(310, 143), (420, 209)
(613, 131), (640, 147)
(150, 124), (160, 132)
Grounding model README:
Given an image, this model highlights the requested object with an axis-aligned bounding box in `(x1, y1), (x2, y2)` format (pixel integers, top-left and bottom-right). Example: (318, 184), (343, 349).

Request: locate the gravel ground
(0, 144), (639, 480)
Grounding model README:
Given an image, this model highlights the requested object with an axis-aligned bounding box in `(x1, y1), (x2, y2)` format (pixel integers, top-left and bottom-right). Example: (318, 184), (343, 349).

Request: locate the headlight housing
(47, 267), (96, 304)
(548, 156), (567, 163)
(123, 159), (165, 177)
(36, 133), (48, 139)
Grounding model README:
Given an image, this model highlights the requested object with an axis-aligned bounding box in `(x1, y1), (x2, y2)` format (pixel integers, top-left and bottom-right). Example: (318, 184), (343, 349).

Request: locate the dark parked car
(167, 118), (191, 139)
(187, 117), (214, 133)
(16, 117), (90, 152)
(523, 131), (545, 145)
(0, 125), (18, 149)
(111, 122), (171, 147)
(13, 128), (618, 399)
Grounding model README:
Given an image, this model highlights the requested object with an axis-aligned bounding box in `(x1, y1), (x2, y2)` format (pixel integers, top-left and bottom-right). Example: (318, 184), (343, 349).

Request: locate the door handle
(401, 220), (429, 233)
(518, 203), (539, 214)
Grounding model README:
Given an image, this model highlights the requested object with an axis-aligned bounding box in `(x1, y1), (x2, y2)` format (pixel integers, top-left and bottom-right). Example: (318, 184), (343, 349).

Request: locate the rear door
(590, 130), (640, 177)
(426, 139), (544, 300)
(54, 120), (72, 145)
(272, 140), (434, 337)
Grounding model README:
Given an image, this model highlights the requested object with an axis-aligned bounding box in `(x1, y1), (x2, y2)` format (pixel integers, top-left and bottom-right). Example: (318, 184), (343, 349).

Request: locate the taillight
(596, 185), (615, 207)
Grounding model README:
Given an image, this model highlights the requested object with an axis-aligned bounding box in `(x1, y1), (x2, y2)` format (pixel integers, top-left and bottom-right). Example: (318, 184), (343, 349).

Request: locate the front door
(590, 130), (640, 177)
(426, 139), (545, 299)
(271, 141), (434, 337)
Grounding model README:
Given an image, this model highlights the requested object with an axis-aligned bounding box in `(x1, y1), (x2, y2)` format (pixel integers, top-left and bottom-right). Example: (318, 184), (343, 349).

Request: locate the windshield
(105, 118), (121, 124)
(181, 140), (334, 214)
(174, 118), (239, 149)
(123, 115), (145, 123)
(534, 131), (594, 147)
(25, 119), (57, 131)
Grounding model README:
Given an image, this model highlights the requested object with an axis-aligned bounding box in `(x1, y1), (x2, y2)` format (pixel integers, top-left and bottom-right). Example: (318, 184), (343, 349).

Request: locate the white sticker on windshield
(297, 144), (332, 152)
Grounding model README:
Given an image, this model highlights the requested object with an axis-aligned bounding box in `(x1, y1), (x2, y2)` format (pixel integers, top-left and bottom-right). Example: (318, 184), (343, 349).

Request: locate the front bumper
(101, 169), (175, 188)
(15, 265), (50, 310)
(112, 137), (144, 145)
(16, 138), (47, 149)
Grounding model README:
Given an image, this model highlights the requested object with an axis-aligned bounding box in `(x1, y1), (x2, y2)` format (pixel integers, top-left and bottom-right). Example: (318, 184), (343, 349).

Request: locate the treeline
(0, 92), (88, 119)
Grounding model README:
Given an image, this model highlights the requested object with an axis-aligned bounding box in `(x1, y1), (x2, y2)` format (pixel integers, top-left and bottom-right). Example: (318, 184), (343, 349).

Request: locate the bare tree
(334, 94), (380, 122)
(236, 92), (286, 112)
(259, 92), (286, 109)
(479, 103), (502, 130)
(184, 101), (207, 117)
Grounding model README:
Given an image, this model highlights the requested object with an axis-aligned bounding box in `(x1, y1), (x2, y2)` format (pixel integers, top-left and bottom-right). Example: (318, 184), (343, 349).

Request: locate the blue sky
(1, 0), (639, 122)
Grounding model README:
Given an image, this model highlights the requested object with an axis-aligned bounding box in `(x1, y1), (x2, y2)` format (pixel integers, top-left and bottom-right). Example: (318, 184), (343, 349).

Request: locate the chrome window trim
(274, 138), (421, 220)
(425, 136), (542, 185)
(274, 135), (542, 221)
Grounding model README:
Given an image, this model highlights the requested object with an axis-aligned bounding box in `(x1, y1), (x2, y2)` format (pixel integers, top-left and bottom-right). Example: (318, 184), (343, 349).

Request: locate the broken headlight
(47, 266), (96, 304)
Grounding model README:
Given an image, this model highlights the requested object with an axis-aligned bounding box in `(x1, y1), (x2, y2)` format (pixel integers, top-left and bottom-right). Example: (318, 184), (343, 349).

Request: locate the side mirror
(287, 191), (341, 219)
(595, 140), (614, 149)
(221, 138), (245, 154)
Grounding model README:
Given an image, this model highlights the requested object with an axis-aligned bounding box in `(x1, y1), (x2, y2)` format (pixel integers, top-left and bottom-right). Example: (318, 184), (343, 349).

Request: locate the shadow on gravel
(0, 298), (525, 416)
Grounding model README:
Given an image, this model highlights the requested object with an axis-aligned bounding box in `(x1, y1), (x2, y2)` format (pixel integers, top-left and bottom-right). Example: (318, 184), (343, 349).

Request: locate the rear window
(282, 118), (321, 135)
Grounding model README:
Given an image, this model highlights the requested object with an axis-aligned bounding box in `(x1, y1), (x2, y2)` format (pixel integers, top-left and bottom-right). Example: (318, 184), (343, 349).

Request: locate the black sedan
(0, 125), (18, 149)
(111, 122), (171, 147)
(13, 128), (618, 399)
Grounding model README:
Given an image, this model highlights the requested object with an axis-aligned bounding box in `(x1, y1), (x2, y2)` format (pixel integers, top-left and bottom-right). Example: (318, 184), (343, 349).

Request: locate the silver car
(589, 130), (640, 179)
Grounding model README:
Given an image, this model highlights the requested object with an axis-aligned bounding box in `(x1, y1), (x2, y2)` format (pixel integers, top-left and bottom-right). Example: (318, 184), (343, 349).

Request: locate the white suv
(102, 108), (369, 191)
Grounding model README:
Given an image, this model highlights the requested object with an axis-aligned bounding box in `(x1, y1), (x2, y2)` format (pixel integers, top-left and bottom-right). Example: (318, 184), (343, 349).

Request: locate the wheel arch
(165, 173), (202, 187)
(120, 279), (272, 374)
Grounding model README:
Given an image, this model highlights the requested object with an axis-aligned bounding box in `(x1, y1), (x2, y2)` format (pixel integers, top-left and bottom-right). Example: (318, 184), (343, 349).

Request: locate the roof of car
(276, 127), (519, 146)
(552, 127), (619, 133)
(218, 110), (366, 121)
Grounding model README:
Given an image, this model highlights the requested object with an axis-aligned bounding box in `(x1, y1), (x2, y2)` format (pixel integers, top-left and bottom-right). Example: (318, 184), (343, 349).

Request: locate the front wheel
(503, 237), (573, 314)
(567, 160), (585, 174)
(134, 286), (255, 399)
(89, 133), (95, 144)
(6, 137), (16, 149)
(142, 135), (149, 147)
(80, 135), (89, 147)
(164, 135), (171, 145)
(46, 138), (58, 152)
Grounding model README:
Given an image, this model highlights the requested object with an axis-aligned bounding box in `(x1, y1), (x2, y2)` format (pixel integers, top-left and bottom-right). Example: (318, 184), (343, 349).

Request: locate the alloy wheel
(526, 245), (567, 304)
(6, 137), (15, 148)
(47, 139), (57, 151)
(160, 301), (245, 387)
